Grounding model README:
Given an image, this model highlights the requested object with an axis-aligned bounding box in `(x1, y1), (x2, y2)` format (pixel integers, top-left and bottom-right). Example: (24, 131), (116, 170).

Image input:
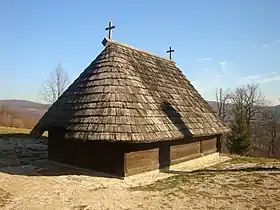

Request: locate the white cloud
(197, 57), (212, 62)
(271, 71), (277, 75)
(252, 43), (271, 48)
(219, 61), (229, 65)
(203, 68), (210, 72)
(219, 60), (230, 72)
(261, 44), (269, 48)
(215, 74), (221, 77)
(239, 74), (261, 82)
(239, 74), (280, 84)
(261, 75), (280, 83)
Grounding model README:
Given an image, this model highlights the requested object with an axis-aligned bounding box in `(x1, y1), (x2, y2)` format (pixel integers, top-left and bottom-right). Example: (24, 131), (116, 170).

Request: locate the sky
(1, 0), (280, 105)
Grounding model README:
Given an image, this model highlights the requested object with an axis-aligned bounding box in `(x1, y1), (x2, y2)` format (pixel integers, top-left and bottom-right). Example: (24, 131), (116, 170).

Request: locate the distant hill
(0, 100), (50, 110)
(0, 100), (50, 128)
(0, 105), (37, 128)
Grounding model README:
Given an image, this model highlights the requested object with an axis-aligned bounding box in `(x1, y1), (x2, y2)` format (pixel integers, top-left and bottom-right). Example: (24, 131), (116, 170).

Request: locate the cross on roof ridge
(167, 46), (174, 60)
(102, 38), (176, 63)
(105, 21), (115, 39)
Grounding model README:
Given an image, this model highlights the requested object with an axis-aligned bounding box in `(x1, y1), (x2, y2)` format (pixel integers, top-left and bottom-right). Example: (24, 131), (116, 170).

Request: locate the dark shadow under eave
(159, 102), (192, 172)
(161, 101), (191, 136)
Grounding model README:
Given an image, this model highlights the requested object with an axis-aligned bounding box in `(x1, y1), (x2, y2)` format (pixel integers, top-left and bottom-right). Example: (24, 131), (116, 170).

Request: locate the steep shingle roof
(31, 38), (230, 142)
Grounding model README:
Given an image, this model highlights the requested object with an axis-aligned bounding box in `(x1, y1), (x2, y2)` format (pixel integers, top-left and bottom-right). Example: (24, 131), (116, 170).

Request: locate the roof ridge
(102, 38), (176, 64)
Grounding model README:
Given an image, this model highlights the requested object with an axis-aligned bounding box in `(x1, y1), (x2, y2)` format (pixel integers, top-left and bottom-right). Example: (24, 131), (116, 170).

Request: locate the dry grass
(131, 155), (280, 193)
(228, 155), (280, 164)
(130, 172), (215, 192)
(130, 168), (280, 209)
(128, 156), (280, 209)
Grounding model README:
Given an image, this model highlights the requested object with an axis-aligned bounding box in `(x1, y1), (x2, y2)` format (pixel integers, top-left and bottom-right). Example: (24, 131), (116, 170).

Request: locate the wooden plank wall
(170, 141), (201, 165)
(124, 148), (159, 176)
(124, 136), (218, 176)
(49, 127), (218, 177)
(201, 137), (217, 155)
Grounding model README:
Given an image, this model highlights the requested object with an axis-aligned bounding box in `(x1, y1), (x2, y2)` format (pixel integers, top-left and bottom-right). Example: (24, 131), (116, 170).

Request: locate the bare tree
(215, 88), (232, 153)
(250, 118), (269, 156)
(263, 106), (278, 157)
(226, 83), (267, 155)
(230, 83), (266, 128)
(215, 88), (232, 121)
(40, 63), (70, 104)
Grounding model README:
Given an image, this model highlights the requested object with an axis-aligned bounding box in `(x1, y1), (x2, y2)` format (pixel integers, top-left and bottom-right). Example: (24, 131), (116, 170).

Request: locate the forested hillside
(0, 105), (38, 129)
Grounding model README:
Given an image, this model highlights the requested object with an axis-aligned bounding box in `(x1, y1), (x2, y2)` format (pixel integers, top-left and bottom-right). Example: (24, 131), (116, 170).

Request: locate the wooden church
(31, 24), (229, 177)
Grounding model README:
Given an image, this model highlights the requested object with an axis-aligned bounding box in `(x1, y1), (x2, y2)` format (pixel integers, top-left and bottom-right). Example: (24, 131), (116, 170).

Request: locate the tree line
(216, 84), (279, 158)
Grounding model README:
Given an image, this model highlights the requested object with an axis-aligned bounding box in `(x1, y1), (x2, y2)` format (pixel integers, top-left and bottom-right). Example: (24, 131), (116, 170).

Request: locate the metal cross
(105, 21), (115, 39)
(166, 46), (174, 60)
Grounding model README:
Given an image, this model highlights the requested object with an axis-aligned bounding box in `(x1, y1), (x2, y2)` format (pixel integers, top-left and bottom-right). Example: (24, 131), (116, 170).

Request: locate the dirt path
(1, 136), (280, 209)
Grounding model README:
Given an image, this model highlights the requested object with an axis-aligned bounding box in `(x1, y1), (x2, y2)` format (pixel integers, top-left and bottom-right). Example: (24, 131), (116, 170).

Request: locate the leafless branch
(215, 88), (232, 122)
(262, 105), (279, 157)
(230, 83), (266, 128)
(40, 63), (70, 104)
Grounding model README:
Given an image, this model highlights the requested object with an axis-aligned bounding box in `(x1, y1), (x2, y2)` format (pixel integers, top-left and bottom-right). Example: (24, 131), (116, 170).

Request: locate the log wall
(170, 141), (201, 165)
(124, 136), (218, 176)
(124, 148), (159, 175)
(201, 137), (217, 155)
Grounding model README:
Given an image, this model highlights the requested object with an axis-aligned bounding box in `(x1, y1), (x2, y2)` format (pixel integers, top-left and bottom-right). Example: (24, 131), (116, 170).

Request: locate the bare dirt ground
(1, 136), (280, 210)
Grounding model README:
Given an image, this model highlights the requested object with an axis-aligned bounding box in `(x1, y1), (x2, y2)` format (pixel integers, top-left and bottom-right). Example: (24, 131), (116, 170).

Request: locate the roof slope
(31, 38), (230, 143)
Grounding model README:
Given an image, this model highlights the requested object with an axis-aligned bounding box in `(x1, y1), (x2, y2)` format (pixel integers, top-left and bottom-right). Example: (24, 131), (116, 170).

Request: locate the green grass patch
(0, 126), (48, 138)
(0, 126), (30, 134)
(228, 155), (280, 164)
(130, 172), (216, 192)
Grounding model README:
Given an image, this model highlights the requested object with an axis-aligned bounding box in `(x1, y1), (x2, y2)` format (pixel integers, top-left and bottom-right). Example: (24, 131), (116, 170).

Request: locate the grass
(131, 171), (279, 193)
(0, 126), (31, 134)
(228, 155), (280, 164)
(0, 126), (48, 137)
(131, 155), (280, 193)
(130, 172), (217, 192)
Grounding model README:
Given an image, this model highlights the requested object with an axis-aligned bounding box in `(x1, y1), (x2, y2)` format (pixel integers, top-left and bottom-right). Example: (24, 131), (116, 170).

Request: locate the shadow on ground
(0, 133), (47, 140)
(0, 160), (121, 179)
(0, 134), (121, 179)
(162, 165), (280, 175)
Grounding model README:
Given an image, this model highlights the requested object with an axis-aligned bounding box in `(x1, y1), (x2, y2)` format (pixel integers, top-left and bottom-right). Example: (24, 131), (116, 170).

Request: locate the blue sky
(1, 0), (280, 104)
